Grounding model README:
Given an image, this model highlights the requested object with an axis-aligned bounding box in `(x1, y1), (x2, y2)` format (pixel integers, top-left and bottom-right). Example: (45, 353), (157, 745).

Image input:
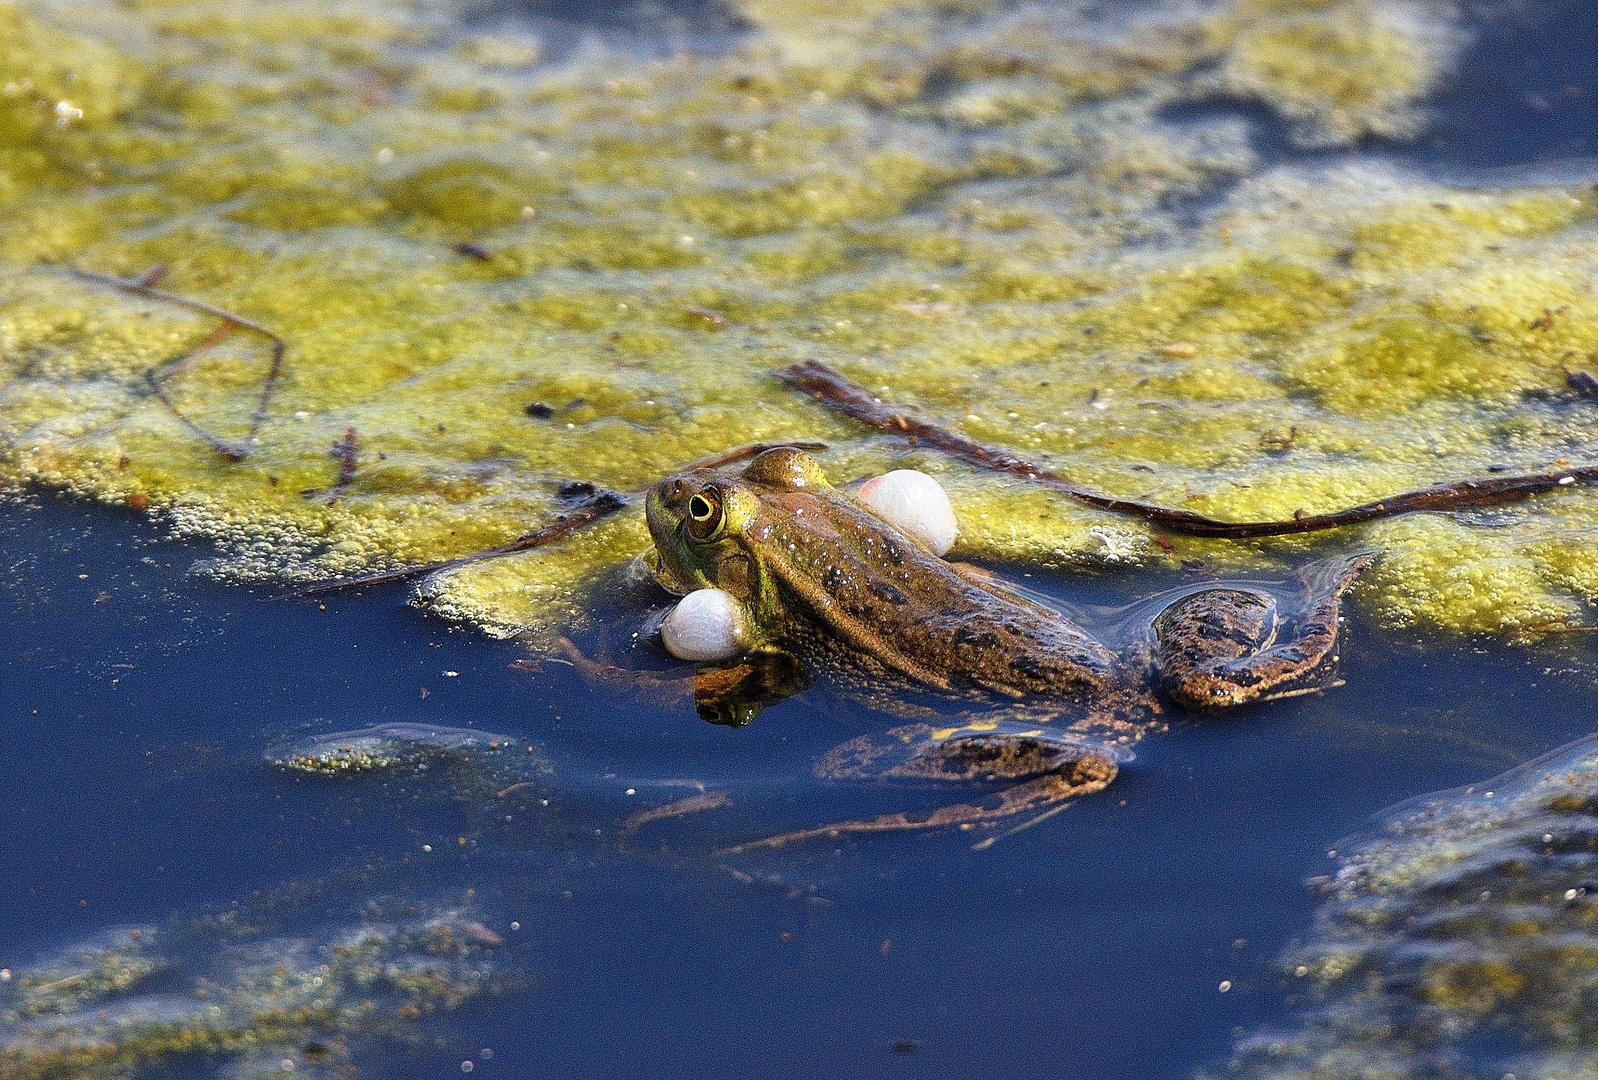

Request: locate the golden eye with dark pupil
(686, 489), (724, 540)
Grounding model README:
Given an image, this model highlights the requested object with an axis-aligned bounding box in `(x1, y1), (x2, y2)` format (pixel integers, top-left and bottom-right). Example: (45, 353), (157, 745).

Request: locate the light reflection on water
(2, 494), (1595, 1078)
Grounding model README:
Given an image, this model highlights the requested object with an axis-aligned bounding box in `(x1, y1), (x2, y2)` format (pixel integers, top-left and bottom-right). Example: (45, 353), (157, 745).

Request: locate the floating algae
(0, 0), (1595, 643)
(270, 722), (529, 775)
(0, 894), (512, 1080)
(1217, 734), (1598, 1080)
(3, 721), (572, 1080)
(6, 928), (163, 1021)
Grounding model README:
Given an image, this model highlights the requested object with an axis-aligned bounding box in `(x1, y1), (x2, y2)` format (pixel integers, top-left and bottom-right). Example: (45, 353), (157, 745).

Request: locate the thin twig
(69, 266), (286, 460)
(325, 427), (359, 505)
(969, 799), (1075, 851)
(778, 360), (1598, 539)
(278, 441), (830, 598)
(281, 487), (630, 598)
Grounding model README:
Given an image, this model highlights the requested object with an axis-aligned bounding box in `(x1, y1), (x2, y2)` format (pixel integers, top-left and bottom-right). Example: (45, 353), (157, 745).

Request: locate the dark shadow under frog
(633, 447), (1370, 849)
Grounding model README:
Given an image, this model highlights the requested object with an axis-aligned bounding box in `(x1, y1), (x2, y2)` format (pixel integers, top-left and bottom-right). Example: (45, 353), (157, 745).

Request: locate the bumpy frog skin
(646, 447), (1370, 847)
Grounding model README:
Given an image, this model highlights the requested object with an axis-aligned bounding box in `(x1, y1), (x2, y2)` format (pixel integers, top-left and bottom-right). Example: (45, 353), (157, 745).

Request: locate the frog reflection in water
(644, 447), (1369, 848)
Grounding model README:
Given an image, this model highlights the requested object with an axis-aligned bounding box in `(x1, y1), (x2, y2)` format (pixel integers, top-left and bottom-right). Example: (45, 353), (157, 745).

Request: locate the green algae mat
(2, 0), (1597, 645)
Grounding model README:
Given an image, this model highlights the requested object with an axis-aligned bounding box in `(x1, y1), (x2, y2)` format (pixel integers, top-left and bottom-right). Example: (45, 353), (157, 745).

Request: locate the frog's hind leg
(1153, 552), (1373, 710)
(719, 721), (1118, 853)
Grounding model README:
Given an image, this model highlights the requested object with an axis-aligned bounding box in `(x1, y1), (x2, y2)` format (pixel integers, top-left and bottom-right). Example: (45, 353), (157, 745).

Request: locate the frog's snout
(655, 477), (691, 509)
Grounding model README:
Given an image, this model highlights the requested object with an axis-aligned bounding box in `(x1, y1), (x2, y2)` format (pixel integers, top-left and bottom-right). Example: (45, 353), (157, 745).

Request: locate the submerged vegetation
(1222, 733), (1598, 1080)
(0, 0), (1594, 649)
(0, 897), (511, 1080)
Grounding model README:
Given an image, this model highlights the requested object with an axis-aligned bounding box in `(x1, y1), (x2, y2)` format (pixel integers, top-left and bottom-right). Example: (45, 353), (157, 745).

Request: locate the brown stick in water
(70, 266), (286, 461)
(324, 427), (359, 505)
(283, 487), (630, 598)
(777, 359), (1598, 540)
(281, 441), (829, 598)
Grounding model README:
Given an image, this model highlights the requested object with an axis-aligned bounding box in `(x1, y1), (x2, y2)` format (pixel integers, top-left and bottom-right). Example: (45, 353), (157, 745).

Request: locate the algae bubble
(1218, 733), (1598, 1080)
(0, 0), (1593, 645)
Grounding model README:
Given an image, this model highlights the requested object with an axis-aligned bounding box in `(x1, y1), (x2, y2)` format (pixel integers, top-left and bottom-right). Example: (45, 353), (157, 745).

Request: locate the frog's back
(753, 486), (1141, 709)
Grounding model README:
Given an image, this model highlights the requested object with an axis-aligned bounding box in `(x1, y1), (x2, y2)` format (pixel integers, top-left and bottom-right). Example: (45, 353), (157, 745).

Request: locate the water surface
(3, 494), (1595, 1078)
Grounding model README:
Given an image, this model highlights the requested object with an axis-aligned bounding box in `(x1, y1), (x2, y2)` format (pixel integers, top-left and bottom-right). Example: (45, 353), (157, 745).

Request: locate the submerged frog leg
(619, 791), (733, 842)
(554, 638), (809, 726)
(556, 636), (697, 703)
(1153, 552), (1373, 709)
(719, 721), (1118, 853)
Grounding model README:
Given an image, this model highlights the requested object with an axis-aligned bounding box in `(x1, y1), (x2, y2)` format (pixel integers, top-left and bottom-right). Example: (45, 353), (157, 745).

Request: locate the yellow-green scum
(0, 0), (1595, 646)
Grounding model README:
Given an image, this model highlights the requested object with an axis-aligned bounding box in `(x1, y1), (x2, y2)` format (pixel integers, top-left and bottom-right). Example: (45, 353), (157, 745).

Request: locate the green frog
(644, 446), (1370, 849)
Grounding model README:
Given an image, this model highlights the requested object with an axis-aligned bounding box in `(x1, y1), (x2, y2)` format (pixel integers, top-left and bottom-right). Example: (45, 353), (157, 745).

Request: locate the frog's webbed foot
(557, 637), (697, 703)
(1152, 552), (1373, 710)
(719, 721), (1119, 853)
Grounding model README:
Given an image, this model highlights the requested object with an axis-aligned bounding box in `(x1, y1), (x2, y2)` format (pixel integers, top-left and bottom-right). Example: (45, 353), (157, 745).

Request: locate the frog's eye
(686, 487), (725, 541)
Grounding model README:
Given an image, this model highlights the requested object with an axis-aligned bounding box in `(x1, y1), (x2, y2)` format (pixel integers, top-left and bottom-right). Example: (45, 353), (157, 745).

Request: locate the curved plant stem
(777, 359), (1598, 539)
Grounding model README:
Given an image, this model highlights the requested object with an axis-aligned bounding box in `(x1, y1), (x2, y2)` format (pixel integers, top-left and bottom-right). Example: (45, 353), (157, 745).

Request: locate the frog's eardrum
(660, 587), (752, 661)
(854, 470), (959, 556)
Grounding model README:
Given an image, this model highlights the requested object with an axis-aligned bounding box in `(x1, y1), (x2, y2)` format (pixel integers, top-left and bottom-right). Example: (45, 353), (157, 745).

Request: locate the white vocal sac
(854, 469), (959, 555)
(659, 587), (752, 661)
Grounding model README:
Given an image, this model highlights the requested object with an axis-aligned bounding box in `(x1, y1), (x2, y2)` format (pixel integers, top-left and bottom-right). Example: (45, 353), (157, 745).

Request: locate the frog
(643, 446), (1371, 849)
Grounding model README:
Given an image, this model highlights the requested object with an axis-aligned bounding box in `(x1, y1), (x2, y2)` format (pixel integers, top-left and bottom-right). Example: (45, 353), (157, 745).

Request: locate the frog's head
(645, 447), (831, 625)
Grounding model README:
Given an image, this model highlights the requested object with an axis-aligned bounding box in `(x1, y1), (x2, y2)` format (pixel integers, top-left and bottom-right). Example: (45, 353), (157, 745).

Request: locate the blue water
(3, 492), (1596, 1079)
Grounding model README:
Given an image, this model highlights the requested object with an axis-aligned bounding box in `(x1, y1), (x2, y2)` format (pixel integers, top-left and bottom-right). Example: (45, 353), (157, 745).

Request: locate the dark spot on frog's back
(868, 580), (908, 604)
